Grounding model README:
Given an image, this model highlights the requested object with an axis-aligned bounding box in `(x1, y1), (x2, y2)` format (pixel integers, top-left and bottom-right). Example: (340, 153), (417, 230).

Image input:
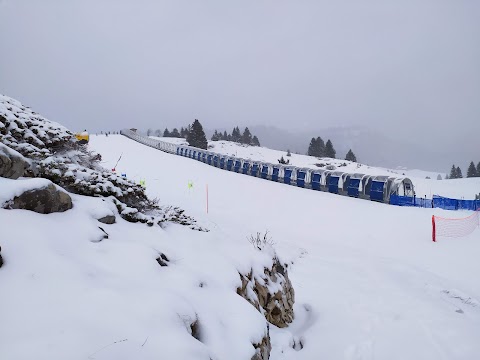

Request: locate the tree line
(447, 162), (480, 179)
(307, 136), (357, 162)
(211, 127), (260, 146)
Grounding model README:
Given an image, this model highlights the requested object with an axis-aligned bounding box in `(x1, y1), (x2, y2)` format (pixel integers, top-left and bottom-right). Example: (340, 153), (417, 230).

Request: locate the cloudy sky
(0, 1), (479, 168)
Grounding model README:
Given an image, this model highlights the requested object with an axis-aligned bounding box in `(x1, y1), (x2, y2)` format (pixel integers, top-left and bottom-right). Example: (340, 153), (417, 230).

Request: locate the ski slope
(90, 134), (480, 360)
(151, 136), (480, 200)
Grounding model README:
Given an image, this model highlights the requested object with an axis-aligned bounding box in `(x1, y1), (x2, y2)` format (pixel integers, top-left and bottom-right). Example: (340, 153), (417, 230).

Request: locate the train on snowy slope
(120, 129), (415, 204)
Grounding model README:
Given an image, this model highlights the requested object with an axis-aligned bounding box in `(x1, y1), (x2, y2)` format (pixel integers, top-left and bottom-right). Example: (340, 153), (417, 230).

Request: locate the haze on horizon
(0, 0), (479, 171)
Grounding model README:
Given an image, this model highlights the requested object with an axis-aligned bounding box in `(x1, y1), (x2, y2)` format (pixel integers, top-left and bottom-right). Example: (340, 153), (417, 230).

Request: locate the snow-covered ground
(3, 130), (479, 360)
(152, 136), (480, 199)
(84, 134), (480, 360)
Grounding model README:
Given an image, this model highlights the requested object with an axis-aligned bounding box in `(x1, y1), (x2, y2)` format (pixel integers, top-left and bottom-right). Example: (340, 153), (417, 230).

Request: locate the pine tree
(154, 129), (162, 137)
(467, 161), (477, 178)
(286, 149), (291, 157)
(211, 130), (220, 141)
(307, 138), (317, 156)
(345, 149), (357, 162)
(449, 165), (457, 179)
(171, 128), (180, 138)
(231, 127), (241, 142)
(324, 139), (336, 158)
(456, 166), (463, 178)
(252, 135), (260, 146)
(242, 127), (253, 145)
(147, 129), (152, 136)
(223, 131), (228, 141)
(163, 128), (170, 137)
(316, 137), (325, 157)
(477, 162), (480, 177)
(437, 174), (442, 180)
(187, 119), (208, 149)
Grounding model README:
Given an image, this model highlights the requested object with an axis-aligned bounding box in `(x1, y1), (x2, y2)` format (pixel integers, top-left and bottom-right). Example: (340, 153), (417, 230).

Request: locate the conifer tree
(324, 139), (336, 158)
(154, 129), (162, 137)
(345, 149), (357, 162)
(147, 129), (152, 136)
(187, 119), (208, 149)
(252, 135), (260, 146)
(477, 162), (480, 177)
(307, 138), (317, 156)
(449, 165), (457, 179)
(211, 130), (220, 141)
(316, 137), (325, 157)
(467, 161), (477, 178)
(242, 127), (253, 145)
(456, 166), (463, 178)
(163, 128), (170, 137)
(223, 131), (228, 141)
(171, 128), (180, 138)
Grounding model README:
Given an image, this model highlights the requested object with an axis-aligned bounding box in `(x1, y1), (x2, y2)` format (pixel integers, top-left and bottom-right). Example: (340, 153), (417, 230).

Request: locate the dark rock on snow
(6, 183), (72, 214)
(97, 215), (116, 224)
(0, 143), (29, 179)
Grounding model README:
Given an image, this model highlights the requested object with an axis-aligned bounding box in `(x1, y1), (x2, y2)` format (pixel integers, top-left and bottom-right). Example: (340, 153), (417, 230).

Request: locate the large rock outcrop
(237, 260), (295, 329)
(0, 143), (29, 179)
(4, 183), (72, 214)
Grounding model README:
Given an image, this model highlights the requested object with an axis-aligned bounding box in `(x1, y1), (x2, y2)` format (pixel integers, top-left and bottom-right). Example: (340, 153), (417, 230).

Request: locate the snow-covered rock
(1, 178), (72, 214)
(238, 260), (295, 329)
(0, 143), (29, 179)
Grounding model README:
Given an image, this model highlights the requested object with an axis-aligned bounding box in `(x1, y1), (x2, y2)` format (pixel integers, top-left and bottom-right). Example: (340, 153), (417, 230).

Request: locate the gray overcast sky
(0, 0), (479, 167)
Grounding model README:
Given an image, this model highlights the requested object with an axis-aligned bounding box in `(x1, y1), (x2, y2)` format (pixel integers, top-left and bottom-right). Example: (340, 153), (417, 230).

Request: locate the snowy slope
(92, 134), (480, 360)
(152, 137), (480, 199)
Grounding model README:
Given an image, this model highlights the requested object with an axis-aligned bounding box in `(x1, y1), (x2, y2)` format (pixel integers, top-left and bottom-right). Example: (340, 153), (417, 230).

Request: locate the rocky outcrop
(5, 183), (72, 214)
(252, 328), (272, 360)
(0, 143), (29, 179)
(97, 215), (116, 224)
(237, 260), (295, 329)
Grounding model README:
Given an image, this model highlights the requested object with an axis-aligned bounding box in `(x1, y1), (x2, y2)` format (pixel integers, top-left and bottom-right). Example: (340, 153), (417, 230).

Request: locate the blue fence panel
(390, 195), (415, 206)
(213, 156), (219, 167)
(220, 157), (225, 168)
(207, 154), (213, 165)
(226, 159), (233, 171)
(251, 164), (259, 177)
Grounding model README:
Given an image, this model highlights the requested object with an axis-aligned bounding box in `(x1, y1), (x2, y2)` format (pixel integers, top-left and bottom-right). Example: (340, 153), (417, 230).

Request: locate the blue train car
(226, 157), (234, 171)
(234, 159), (243, 173)
(282, 166), (296, 185)
(242, 161), (251, 175)
(251, 162), (260, 177)
(296, 168), (310, 188)
(260, 163), (271, 179)
(219, 156), (226, 169)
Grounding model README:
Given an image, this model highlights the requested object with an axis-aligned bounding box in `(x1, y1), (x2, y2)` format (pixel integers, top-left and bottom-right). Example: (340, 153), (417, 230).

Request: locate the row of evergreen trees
(211, 127), (260, 146)
(448, 162), (480, 179)
(307, 136), (357, 162)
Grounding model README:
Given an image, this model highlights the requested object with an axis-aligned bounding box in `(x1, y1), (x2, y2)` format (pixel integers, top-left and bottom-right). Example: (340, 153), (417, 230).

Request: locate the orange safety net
(432, 211), (480, 241)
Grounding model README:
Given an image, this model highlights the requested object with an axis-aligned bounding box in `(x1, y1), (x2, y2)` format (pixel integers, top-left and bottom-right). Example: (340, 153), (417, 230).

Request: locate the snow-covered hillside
(152, 137), (480, 199)
(93, 134), (480, 360)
